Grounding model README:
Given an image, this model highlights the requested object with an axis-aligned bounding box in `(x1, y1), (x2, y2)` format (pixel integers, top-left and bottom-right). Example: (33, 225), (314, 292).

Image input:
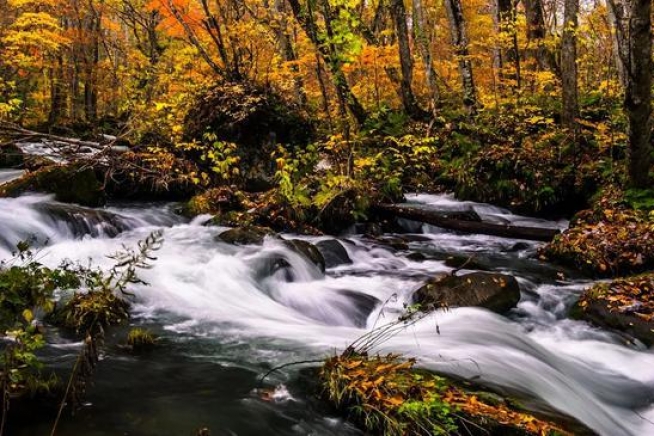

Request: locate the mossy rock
(574, 275), (654, 345)
(413, 272), (521, 314)
(0, 164), (105, 207)
(316, 239), (352, 268)
(0, 144), (25, 168)
(320, 353), (577, 436)
(217, 226), (277, 245)
(283, 239), (326, 273)
(183, 187), (243, 217)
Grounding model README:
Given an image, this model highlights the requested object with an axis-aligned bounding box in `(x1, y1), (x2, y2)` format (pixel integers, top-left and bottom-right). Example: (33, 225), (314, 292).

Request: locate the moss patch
(321, 353), (569, 436)
(574, 274), (654, 345)
(0, 164), (105, 207)
(542, 202), (654, 278)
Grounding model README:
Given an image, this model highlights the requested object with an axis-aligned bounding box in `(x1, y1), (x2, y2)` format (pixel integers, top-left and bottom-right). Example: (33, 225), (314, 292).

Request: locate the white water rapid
(1, 186), (653, 436)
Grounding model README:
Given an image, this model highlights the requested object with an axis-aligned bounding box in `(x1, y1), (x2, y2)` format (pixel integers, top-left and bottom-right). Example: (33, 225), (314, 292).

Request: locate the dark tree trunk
(561, 0), (578, 128)
(606, 0), (628, 89)
(48, 56), (66, 126)
(494, 0), (520, 90)
(375, 204), (561, 242)
(389, 0), (426, 119)
(273, 0), (306, 106)
(412, 0), (440, 114)
(624, 0), (653, 188)
(522, 0), (558, 74)
(444, 0), (477, 113)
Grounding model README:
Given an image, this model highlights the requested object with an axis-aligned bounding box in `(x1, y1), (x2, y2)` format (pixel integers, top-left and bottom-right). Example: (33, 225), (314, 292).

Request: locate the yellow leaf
(22, 309), (33, 323)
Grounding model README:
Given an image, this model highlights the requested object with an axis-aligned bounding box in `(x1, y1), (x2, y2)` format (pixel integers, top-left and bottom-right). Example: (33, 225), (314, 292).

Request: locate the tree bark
(412, 0), (440, 114)
(389, 0), (426, 119)
(624, 0), (653, 188)
(606, 0), (628, 89)
(494, 0), (520, 90)
(286, 0), (367, 125)
(272, 0), (306, 106)
(561, 0), (578, 128)
(522, 0), (558, 74)
(443, 0), (477, 113)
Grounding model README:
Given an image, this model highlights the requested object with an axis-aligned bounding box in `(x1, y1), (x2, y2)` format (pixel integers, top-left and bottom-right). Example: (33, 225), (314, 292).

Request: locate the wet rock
(443, 255), (490, 271)
(337, 290), (379, 327)
(366, 235), (409, 252)
(316, 239), (352, 268)
(572, 275), (654, 346)
(413, 272), (521, 313)
(217, 226), (277, 245)
(0, 144), (25, 168)
(406, 252), (427, 262)
(283, 239), (326, 273)
(0, 164), (105, 207)
(38, 203), (129, 237)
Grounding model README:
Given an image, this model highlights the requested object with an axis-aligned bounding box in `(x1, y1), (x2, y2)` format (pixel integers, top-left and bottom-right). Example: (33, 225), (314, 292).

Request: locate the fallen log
(0, 121), (115, 151)
(375, 203), (561, 242)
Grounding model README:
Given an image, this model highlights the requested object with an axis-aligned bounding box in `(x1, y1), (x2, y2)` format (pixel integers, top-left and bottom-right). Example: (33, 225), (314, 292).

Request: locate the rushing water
(1, 182), (653, 436)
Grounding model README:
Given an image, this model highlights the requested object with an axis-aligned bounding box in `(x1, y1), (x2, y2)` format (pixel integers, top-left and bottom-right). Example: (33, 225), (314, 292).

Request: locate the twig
(50, 345), (84, 436)
(257, 359), (324, 387)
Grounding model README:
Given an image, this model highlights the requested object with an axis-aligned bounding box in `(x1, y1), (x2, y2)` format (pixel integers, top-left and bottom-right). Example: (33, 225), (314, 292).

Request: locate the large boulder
(217, 226), (277, 245)
(316, 239), (352, 268)
(283, 239), (326, 273)
(413, 272), (521, 313)
(0, 164), (105, 207)
(38, 203), (129, 237)
(572, 274), (654, 345)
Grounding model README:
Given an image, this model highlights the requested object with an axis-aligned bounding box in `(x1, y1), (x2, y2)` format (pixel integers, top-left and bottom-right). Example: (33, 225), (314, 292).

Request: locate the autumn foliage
(321, 353), (570, 435)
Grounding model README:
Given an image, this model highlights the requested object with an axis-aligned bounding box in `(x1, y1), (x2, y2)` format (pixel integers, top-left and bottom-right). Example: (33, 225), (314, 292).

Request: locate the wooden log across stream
(375, 203), (562, 242)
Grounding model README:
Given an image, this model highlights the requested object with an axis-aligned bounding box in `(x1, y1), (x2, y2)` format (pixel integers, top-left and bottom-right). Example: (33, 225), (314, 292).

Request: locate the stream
(1, 178), (653, 436)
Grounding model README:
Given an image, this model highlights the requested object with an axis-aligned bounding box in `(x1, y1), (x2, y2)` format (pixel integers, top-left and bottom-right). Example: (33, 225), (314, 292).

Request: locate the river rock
(0, 144), (24, 168)
(217, 226), (277, 245)
(0, 164), (105, 207)
(573, 300), (654, 346)
(283, 239), (326, 273)
(316, 239), (352, 268)
(38, 203), (129, 237)
(413, 272), (521, 313)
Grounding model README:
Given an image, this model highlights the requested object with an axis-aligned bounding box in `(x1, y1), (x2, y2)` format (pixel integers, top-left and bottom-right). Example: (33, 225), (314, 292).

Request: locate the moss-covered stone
(574, 274), (654, 345)
(283, 239), (326, 272)
(413, 272), (521, 314)
(320, 353), (574, 436)
(217, 226), (277, 245)
(183, 187), (244, 217)
(0, 144), (25, 168)
(0, 164), (105, 207)
(542, 205), (654, 278)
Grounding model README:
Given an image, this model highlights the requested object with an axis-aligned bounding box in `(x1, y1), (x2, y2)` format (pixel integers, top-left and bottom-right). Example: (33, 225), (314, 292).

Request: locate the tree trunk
(273, 0), (306, 106)
(48, 56), (66, 126)
(443, 0), (477, 113)
(495, 0), (520, 90)
(561, 0), (578, 128)
(375, 204), (561, 242)
(624, 0), (653, 188)
(606, 0), (628, 89)
(412, 0), (440, 114)
(286, 0), (367, 125)
(389, 0), (425, 119)
(522, 0), (558, 74)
